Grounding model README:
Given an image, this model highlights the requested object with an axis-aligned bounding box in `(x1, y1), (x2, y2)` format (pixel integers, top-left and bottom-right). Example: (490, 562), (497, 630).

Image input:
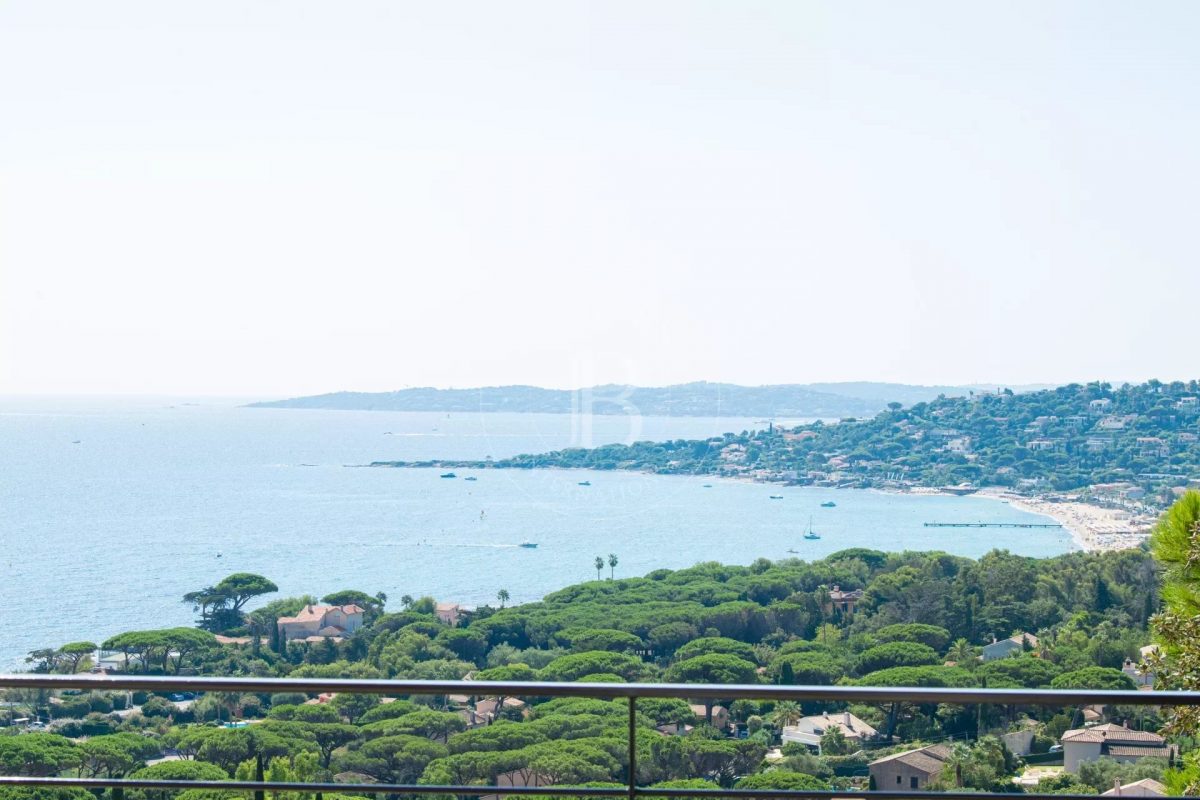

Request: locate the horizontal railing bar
(6, 778), (1200, 800)
(0, 673), (1193, 706)
(4, 779), (1196, 800)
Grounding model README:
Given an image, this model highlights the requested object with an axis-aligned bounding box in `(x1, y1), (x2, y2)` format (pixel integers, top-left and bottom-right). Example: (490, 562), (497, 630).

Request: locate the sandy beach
(976, 489), (1156, 552)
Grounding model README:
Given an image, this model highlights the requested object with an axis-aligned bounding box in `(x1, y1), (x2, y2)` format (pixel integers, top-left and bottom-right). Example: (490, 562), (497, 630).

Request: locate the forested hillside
(7, 545), (1163, 797)
(384, 381), (1200, 504)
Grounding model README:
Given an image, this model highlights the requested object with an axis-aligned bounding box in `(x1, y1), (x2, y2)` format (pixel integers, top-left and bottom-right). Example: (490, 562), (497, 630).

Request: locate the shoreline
(975, 489), (1154, 552)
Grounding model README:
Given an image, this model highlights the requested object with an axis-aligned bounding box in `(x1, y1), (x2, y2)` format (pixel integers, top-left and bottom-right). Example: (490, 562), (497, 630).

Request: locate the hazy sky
(2, 2), (1198, 396)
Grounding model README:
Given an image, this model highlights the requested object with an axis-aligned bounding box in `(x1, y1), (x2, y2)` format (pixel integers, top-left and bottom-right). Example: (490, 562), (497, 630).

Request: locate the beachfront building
(982, 632), (1039, 661)
(782, 710), (878, 752)
(277, 604), (364, 642)
(1061, 724), (1173, 773)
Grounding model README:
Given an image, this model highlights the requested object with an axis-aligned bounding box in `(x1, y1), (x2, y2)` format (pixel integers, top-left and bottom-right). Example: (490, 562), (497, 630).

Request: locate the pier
(923, 522), (1063, 528)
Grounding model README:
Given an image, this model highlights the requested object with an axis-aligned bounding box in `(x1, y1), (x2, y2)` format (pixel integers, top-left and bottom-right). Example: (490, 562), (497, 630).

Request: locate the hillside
(373, 380), (1200, 506)
(247, 381), (1033, 419)
(18, 547), (1163, 795)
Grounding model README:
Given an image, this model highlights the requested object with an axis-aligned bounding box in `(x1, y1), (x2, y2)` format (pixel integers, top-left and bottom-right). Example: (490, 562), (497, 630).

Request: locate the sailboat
(803, 517), (821, 540)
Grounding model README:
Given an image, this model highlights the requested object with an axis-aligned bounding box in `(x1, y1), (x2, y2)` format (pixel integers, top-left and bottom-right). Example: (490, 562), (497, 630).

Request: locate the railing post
(627, 695), (637, 800)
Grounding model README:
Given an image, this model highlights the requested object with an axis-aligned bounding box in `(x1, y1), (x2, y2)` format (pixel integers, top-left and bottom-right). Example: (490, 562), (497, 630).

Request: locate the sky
(2, 1), (1198, 397)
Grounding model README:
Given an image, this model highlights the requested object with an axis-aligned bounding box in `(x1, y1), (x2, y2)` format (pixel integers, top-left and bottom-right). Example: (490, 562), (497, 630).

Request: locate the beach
(977, 489), (1156, 552)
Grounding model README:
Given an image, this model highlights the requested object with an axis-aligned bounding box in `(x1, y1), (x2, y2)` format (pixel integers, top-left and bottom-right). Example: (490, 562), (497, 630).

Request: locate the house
(689, 704), (730, 731)
(982, 633), (1039, 661)
(473, 697), (526, 723)
(436, 602), (464, 626)
(781, 711), (877, 751)
(1122, 658), (1154, 687)
(1102, 779), (1167, 797)
(1090, 399), (1113, 413)
(94, 652), (142, 672)
(276, 604), (364, 642)
(826, 585), (865, 616)
(1061, 723), (1174, 773)
(869, 744), (950, 791)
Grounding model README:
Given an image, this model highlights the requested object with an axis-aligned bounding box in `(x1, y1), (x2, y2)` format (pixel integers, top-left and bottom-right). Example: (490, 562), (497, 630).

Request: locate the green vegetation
(380, 381), (1200, 505)
(5, 534), (1171, 797)
(1148, 490), (1200, 792)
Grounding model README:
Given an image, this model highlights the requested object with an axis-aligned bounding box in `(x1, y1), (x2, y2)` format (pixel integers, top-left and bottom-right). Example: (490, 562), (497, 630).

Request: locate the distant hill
(248, 381), (1043, 419)
(803, 382), (1057, 408)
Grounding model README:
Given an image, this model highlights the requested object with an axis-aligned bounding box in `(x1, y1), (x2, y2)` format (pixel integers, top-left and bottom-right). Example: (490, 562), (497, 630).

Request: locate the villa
(276, 604), (364, 642)
(436, 602), (464, 626)
(826, 585), (865, 616)
(869, 744), (951, 790)
(982, 632), (1039, 661)
(782, 710), (878, 751)
(1061, 724), (1173, 773)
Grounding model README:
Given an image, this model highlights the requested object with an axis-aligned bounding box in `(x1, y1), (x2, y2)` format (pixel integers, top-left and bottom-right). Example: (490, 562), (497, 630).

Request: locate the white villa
(782, 710), (878, 751)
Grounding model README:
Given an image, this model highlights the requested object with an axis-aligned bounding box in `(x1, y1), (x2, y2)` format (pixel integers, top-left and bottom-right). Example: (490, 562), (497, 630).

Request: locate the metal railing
(1, 673), (1198, 799)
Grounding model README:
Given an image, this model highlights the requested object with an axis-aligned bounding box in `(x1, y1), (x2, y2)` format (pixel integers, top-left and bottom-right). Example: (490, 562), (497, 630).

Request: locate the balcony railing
(1, 674), (1198, 799)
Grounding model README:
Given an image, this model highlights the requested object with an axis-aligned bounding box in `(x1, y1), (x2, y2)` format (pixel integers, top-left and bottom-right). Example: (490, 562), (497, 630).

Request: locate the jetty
(923, 521), (1063, 528)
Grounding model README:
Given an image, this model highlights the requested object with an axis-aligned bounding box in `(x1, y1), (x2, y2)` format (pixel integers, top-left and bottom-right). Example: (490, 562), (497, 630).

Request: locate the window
(896, 776), (902, 785)
(910, 777), (919, 789)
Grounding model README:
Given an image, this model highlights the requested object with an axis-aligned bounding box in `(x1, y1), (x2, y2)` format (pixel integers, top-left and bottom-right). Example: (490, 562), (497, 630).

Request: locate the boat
(578, 480), (591, 486)
(803, 517), (821, 540)
(702, 484), (713, 488)
(519, 542), (538, 549)
(820, 501), (836, 508)
(440, 472), (457, 479)
(786, 548), (799, 554)
(464, 476), (478, 481)
(769, 495), (783, 500)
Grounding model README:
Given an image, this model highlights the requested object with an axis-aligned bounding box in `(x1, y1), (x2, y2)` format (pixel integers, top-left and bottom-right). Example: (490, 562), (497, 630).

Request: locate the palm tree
(947, 638), (977, 666)
(400, 594), (414, 610)
(768, 701), (802, 729)
(608, 553), (618, 580)
(594, 556), (604, 580)
(944, 742), (973, 788)
(496, 589), (510, 609)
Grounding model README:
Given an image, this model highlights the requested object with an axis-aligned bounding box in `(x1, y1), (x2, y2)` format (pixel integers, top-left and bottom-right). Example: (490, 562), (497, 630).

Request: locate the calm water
(0, 397), (1074, 669)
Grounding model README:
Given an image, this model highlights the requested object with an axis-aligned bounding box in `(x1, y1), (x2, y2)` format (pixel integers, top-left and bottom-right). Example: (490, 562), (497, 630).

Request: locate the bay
(0, 397), (1073, 669)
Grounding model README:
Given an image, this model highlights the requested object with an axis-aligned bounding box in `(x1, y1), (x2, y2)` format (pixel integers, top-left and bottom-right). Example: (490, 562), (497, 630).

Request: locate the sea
(0, 396), (1074, 670)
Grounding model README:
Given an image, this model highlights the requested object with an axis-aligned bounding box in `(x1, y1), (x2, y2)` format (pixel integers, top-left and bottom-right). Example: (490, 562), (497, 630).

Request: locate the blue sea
(0, 397), (1074, 670)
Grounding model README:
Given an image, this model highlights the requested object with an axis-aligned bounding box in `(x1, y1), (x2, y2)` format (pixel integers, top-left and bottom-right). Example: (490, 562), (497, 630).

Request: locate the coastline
(974, 489), (1154, 552)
